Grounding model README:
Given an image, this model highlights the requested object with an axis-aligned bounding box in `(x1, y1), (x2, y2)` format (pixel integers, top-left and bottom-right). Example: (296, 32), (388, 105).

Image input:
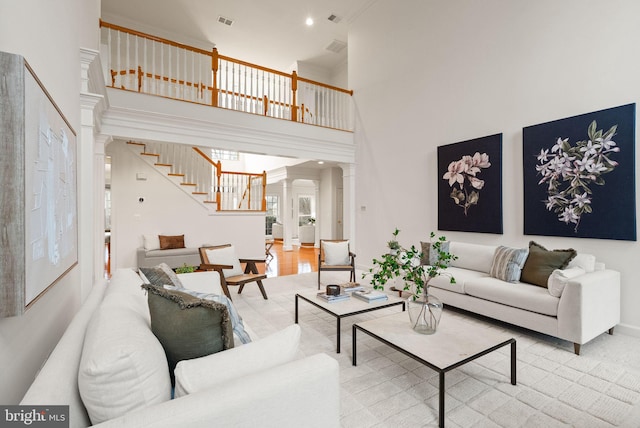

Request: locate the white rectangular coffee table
(295, 290), (405, 353)
(353, 312), (516, 427)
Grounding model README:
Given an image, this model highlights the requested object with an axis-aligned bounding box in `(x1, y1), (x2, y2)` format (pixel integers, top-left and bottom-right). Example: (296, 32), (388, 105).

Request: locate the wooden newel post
(215, 160), (222, 211)
(291, 70), (298, 122)
(211, 48), (219, 107)
(261, 171), (267, 211)
(137, 66), (143, 92)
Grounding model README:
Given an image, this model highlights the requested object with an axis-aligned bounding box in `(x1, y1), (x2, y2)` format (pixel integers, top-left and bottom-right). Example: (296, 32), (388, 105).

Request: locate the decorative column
(282, 179), (293, 251)
(339, 163), (356, 248)
(313, 179), (320, 248)
(80, 47), (108, 300)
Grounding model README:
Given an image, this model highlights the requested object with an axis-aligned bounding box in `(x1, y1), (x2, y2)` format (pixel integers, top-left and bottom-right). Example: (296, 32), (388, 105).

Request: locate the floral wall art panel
(523, 103), (636, 241)
(437, 134), (503, 234)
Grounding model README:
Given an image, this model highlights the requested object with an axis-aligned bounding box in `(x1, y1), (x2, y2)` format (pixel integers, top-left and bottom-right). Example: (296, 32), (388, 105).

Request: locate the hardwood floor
(261, 241), (319, 278)
(104, 240), (318, 279)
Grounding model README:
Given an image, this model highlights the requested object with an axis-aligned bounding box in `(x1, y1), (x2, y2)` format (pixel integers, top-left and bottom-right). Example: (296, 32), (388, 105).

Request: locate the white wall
(351, 0), (640, 335)
(108, 141), (265, 269)
(0, 0), (100, 403)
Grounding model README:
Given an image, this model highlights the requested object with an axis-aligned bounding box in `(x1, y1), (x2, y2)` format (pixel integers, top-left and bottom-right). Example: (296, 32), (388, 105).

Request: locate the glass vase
(407, 293), (443, 334)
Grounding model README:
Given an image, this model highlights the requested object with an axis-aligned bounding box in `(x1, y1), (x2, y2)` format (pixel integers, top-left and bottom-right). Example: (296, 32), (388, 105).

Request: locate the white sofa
(427, 242), (620, 355)
(21, 268), (340, 427)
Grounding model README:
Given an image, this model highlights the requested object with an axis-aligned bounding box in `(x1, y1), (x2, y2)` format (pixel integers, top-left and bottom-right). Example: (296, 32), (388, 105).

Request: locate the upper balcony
(99, 21), (355, 164)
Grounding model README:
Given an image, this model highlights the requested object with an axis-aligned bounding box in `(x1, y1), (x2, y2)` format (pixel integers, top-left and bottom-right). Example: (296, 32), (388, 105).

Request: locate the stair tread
(168, 173), (185, 177)
(192, 192), (207, 195)
(141, 152), (160, 157)
(127, 141), (145, 146)
(180, 183), (197, 186)
(155, 163), (172, 167)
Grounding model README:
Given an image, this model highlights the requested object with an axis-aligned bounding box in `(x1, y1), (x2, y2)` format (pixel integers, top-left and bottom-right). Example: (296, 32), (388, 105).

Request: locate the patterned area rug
(230, 271), (640, 428)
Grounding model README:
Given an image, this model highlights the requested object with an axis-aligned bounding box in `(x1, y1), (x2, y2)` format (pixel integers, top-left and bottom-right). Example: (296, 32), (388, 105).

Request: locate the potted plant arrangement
(175, 263), (196, 274)
(387, 228), (401, 255)
(365, 230), (457, 334)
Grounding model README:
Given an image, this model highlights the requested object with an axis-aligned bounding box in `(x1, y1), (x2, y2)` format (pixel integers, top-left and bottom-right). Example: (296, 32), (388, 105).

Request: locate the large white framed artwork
(0, 51), (78, 317)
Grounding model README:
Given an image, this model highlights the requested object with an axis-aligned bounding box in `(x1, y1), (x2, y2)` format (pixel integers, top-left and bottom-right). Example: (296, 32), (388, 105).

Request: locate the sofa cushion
(547, 267), (586, 298)
(144, 234), (161, 250)
(567, 253), (596, 273)
(521, 241), (577, 287)
(323, 241), (351, 265)
(78, 300), (171, 425)
(139, 262), (184, 288)
(465, 277), (560, 316)
(142, 284), (234, 384)
(164, 285), (252, 345)
(174, 324), (301, 398)
(159, 234), (185, 250)
(429, 240), (450, 265)
(204, 245), (244, 277)
(449, 242), (496, 273)
(489, 246), (529, 282)
(429, 267), (489, 294)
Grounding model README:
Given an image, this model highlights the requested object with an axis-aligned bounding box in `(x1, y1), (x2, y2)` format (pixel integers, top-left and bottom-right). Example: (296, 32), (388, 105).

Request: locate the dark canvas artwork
(438, 134), (503, 234)
(523, 103), (636, 241)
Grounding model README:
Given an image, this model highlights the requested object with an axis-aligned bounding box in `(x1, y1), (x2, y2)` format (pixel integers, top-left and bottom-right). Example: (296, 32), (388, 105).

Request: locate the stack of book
(316, 292), (350, 303)
(341, 282), (364, 293)
(352, 290), (389, 303)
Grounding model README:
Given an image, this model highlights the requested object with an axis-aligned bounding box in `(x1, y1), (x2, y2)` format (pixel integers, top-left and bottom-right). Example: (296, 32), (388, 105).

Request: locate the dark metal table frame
(295, 293), (405, 353)
(353, 324), (516, 427)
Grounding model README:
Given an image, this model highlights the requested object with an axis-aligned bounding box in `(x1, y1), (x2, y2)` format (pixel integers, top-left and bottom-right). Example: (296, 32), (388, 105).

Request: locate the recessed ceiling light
(317, 161), (324, 165)
(305, 17), (314, 26)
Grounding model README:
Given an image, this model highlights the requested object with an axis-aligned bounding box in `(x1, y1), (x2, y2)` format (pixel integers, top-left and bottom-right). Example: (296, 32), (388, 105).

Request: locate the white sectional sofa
(427, 241), (620, 355)
(136, 246), (201, 269)
(21, 269), (340, 427)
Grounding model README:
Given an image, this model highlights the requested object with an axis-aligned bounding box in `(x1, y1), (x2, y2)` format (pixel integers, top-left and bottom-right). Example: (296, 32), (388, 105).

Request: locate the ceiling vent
(325, 39), (347, 54)
(217, 15), (234, 26)
(327, 14), (342, 23)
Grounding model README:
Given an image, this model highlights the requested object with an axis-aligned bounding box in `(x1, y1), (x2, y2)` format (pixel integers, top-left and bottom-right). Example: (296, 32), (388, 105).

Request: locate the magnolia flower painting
(535, 121), (619, 232)
(438, 134), (503, 234)
(443, 152), (491, 216)
(523, 104), (636, 241)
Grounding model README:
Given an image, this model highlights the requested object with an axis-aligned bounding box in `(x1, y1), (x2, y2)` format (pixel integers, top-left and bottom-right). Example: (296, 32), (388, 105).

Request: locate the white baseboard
(615, 323), (640, 339)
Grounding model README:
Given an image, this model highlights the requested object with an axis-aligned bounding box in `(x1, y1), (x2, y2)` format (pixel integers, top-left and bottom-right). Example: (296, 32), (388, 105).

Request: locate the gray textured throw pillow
(489, 246), (529, 282)
(141, 284), (234, 384)
(139, 263), (183, 288)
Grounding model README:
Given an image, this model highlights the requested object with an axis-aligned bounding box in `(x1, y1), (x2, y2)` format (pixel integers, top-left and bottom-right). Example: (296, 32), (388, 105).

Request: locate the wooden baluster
(263, 95), (268, 115)
(215, 160), (221, 211)
(262, 171), (267, 211)
(291, 70), (298, 122)
(137, 66), (142, 92)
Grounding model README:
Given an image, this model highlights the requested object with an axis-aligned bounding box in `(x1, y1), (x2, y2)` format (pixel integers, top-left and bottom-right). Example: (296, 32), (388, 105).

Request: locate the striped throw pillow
(489, 246), (529, 282)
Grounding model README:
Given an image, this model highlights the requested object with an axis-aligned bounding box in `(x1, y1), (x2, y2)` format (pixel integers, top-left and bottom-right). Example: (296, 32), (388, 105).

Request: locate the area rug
(230, 271), (640, 428)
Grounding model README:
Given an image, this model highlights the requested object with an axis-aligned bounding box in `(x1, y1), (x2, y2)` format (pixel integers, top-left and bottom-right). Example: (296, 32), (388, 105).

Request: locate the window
(298, 195), (314, 226)
(265, 195), (279, 234)
(210, 149), (239, 161)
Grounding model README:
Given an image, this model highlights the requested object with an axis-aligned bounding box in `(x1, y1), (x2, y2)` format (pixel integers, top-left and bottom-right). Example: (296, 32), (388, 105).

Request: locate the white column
(282, 179), (293, 251)
(80, 48), (108, 300)
(313, 179), (320, 248)
(339, 163), (356, 248)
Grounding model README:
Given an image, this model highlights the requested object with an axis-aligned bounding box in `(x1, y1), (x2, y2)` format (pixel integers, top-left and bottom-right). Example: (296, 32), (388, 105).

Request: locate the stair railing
(139, 142), (266, 211)
(100, 20), (353, 131)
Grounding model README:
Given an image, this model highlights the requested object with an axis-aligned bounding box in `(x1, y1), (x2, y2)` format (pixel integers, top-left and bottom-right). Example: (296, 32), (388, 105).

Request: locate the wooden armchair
(199, 244), (268, 300)
(317, 239), (356, 290)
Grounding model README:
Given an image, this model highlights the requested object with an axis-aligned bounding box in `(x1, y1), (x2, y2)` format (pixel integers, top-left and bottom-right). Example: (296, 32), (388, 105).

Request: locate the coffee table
(295, 290), (405, 353)
(352, 312), (516, 427)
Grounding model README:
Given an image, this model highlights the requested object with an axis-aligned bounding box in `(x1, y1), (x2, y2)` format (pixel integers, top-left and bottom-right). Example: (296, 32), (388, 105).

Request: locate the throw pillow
(429, 241), (450, 266)
(174, 324), (301, 397)
(159, 234), (185, 250)
(139, 263), (184, 288)
(420, 241), (430, 265)
(78, 304), (171, 425)
(204, 245), (244, 277)
(547, 267), (586, 297)
(323, 241), (350, 265)
(567, 253), (597, 273)
(143, 234), (161, 250)
(489, 246), (529, 282)
(164, 285), (252, 344)
(142, 284), (234, 384)
(520, 241), (577, 287)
